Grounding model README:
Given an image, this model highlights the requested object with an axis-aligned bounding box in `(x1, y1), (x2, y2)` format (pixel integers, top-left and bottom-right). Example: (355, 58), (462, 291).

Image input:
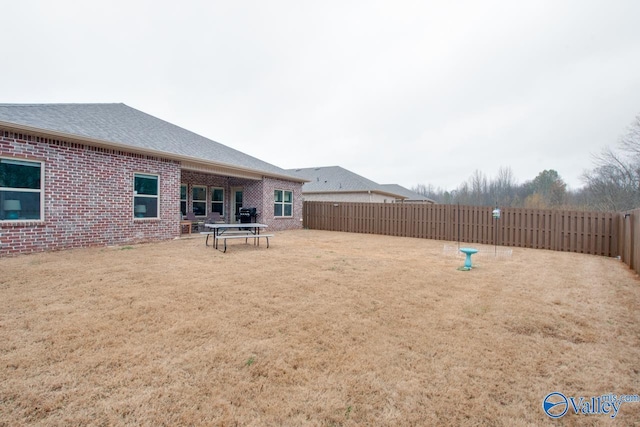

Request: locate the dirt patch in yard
(1, 230), (639, 426)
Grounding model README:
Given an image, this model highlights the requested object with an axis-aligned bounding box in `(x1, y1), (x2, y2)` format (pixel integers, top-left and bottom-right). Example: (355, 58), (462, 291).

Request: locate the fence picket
(303, 201), (627, 260)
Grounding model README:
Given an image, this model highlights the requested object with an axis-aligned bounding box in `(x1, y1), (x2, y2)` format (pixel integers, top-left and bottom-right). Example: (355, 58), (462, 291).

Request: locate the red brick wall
(261, 177), (304, 231)
(1, 129), (181, 256)
(227, 177), (303, 230)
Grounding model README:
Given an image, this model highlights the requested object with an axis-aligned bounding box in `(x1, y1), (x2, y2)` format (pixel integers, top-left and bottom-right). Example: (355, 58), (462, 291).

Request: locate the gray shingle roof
(380, 184), (436, 203)
(287, 166), (401, 197)
(0, 103), (303, 182)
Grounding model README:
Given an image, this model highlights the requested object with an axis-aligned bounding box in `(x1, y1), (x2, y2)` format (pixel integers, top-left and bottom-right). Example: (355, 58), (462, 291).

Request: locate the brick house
(0, 103), (305, 255)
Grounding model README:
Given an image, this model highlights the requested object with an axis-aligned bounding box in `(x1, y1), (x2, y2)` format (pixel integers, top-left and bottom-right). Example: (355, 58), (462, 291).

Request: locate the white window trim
(180, 183), (187, 215)
(274, 189), (293, 218)
(0, 157), (45, 222)
(133, 172), (159, 220)
(210, 186), (225, 217)
(192, 185), (207, 217)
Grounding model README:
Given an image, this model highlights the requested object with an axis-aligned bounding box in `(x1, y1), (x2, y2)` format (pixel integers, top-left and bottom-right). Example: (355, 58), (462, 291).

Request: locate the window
(133, 173), (158, 219)
(180, 184), (187, 216)
(192, 186), (207, 216)
(274, 189), (293, 217)
(0, 158), (43, 221)
(210, 187), (224, 216)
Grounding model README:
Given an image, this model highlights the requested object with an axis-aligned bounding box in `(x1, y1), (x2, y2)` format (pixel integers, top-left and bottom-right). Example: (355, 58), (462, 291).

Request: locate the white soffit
(180, 161), (262, 180)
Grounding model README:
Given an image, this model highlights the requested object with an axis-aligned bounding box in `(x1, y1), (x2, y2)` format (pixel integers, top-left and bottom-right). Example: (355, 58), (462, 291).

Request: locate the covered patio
(179, 166), (265, 234)
(177, 162), (302, 235)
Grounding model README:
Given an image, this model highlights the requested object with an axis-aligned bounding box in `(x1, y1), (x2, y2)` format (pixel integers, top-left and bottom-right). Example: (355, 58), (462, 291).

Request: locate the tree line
(413, 113), (640, 212)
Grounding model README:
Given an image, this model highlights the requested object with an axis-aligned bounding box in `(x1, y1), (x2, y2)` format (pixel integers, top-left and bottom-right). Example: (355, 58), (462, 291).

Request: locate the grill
(239, 207), (257, 224)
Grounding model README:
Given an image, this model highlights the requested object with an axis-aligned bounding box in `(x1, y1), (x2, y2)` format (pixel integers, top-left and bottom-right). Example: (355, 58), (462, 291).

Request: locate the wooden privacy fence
(303, 202), (621, 258)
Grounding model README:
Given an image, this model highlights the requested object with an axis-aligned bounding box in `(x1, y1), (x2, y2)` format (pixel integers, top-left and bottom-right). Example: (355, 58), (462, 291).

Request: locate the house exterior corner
(1, 129), (181, 256)
(260, 177), (304, 231)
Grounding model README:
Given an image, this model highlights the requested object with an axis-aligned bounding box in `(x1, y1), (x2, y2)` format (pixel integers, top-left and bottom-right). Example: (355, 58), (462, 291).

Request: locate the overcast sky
(3, 1), (640, 190)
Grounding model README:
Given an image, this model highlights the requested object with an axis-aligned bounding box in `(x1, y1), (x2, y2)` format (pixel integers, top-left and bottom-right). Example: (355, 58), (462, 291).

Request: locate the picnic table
(202, 223), (272, 252)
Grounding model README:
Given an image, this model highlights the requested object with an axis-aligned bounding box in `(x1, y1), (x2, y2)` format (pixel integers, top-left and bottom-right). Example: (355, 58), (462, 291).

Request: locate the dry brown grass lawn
(1, 229), (639, 426)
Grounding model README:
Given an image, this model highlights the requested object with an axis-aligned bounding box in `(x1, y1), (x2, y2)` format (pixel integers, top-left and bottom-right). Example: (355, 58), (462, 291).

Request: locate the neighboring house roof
(287, 166), (404, 199)
(380, 184), (436, 203)
(0, 103), (305, 182)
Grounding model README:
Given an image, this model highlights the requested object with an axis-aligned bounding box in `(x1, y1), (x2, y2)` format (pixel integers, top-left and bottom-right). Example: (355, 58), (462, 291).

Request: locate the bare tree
(619, 114), (640, 158)
(469, 169), (489, 206)
(411, 183), (444, 201)
(583, 114), (640, 211)
(490, 166), (516, 206)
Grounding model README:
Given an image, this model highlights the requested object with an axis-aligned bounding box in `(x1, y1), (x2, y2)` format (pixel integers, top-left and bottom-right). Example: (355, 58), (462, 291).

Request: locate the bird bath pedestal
(459, 247), (478, 269)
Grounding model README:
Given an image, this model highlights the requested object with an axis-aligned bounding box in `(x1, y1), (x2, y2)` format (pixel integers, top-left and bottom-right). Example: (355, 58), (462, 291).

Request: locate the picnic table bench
(201, 223), (272, 253)
(214, 233), (274, 252)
